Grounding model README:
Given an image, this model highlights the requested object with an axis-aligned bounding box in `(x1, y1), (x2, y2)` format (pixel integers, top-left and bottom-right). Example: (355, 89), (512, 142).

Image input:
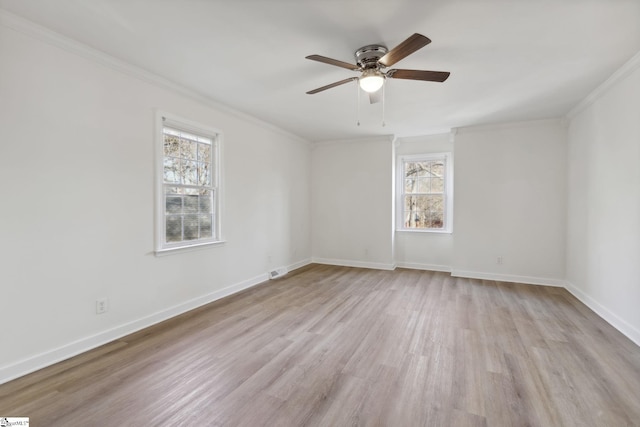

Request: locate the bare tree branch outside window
(162, 127), (215, 244)
(403, 159), (445, 229)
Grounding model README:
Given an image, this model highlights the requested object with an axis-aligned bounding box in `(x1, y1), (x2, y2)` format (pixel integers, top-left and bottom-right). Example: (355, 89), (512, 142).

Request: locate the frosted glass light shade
(359, 70), (384, 93)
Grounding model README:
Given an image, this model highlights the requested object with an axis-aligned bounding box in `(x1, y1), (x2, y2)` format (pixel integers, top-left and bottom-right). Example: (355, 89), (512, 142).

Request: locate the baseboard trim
(287, 258), (313, 272)
(0, 262), (315, 385)
(5, 259), (636, 384)
(1, 259), (316, 384)
(450, 269), (565, 287)
(396, 262), (452, 273)
(312, 257), (396, 271)
(564, 281), (640, 347)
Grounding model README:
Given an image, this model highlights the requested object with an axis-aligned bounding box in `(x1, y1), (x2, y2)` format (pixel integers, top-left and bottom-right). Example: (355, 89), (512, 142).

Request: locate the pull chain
(356, 80), (361, 126)
(382, 80), (386, 127)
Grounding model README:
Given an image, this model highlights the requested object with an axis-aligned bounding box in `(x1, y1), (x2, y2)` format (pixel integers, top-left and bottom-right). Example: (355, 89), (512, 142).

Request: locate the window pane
(426, 194), (443, 211)
(400, 155), (449, 231)
(183, 215), (199, 240)
(183, 161), (198, 185)
(166, 195), (182, 214)
(404, 178), (415, 193)
(431, 161), (444, 177)
(415, 195), (430, 210)
(199, 192), (212, 213)
(166, 216), (182, 242)
(407, 210), (446, 229)
(180, 139), (197, 160)
(403, 194), (446, 229)
(404, 196), (422, 228)
(431, 178), (444, 193)
(406, 210), (416, 227)
(406, 209), (430, 228)
(160, 123), (219, 249)
(198, 143), (211, 163)
(416, 178), (430, 193)
(430, 211), (445, 229)
(406, 161), (430, 178)
(198, 162), (211, 186)
(199, 215), (212, 238)
(415, 211), (429, 228)
(184, 195), (198, 213)
(163, 158), (180, 183)
(404, 195), (416, 212)
(164, 135), (180, 158)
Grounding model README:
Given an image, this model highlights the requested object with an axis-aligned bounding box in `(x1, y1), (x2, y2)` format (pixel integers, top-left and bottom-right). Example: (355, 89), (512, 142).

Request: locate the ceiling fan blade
(305, 54), (361, 71)
(387, 69), (450, 82)
(379, 33), (431, 67)
(369, 91), (382, 104)
(306, 77), (358, 94)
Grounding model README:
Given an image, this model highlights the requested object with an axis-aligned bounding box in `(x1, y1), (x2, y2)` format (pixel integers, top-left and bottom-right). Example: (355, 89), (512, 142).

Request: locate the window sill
(155, 240), (226, 256)
(396, 229), (452, 235)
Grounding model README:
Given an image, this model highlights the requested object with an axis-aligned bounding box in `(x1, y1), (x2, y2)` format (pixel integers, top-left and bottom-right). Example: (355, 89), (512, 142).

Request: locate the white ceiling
(1, 0), (639, 142)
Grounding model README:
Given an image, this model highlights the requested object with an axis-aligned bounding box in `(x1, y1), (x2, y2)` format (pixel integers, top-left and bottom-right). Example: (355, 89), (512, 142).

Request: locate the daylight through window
(398, 153), (452, 232)
(157, 115), (221, 252)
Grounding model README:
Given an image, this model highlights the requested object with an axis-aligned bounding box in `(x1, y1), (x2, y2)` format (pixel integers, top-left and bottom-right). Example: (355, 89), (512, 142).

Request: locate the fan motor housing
(355, 45), (388, 69)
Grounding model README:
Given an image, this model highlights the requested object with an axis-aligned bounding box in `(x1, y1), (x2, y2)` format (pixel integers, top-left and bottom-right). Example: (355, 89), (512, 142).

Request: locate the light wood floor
(2, 264), (640, 426)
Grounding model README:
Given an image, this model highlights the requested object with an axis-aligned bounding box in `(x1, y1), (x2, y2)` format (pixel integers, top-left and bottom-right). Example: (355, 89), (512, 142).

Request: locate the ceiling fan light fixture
(359, 69), (384, 93)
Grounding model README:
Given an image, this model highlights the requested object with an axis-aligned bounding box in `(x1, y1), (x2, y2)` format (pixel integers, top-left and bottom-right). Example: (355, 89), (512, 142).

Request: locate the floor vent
(269, 267), (288, 279)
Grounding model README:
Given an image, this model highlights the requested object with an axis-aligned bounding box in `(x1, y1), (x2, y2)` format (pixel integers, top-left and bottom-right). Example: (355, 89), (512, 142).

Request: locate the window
(397, 153), (453, 232)
(155, 113), (222, 253)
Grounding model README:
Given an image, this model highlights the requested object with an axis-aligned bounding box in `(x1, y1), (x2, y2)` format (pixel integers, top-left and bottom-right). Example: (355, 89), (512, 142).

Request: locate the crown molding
(0, 9), (310, 146)
(395, 132), (453, 145)
(567, 50), (640, 120)
(312, 134), (395, 148)
(454, 118), (564, 135)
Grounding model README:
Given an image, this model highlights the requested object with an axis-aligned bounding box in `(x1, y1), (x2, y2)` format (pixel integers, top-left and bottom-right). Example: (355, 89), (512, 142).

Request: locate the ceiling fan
(305, 33), (450, 99)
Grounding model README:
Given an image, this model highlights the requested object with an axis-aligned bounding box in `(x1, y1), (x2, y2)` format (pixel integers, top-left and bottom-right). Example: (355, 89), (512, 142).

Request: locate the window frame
(396, 152), (453, 234)
(154, 111), (224, 254)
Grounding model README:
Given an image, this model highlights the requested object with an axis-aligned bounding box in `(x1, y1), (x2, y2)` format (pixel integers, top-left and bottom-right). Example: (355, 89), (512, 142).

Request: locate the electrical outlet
(497, 256), (503, 265)
(96, 298), (108, 314)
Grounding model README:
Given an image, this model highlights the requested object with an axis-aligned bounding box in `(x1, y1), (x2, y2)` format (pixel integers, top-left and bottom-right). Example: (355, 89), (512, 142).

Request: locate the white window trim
(396, 152), (453, 234)
(154, 111), (225, 255)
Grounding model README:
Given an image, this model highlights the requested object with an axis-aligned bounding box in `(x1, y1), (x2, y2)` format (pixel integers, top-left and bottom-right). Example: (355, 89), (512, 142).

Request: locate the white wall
(566, 54), (640, 344)
(452, 120), (567, 285)
(0, 18), (311, 382)
(311, 137), (395, 269)
(3, 9), (638, 386)
(394, 133), (453, 271)
(312, 123), (568, 285)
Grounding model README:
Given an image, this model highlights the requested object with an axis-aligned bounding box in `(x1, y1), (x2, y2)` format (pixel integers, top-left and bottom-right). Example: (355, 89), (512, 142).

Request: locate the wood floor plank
(452, 328), (486, 417)
(1, 264), (640, 426)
